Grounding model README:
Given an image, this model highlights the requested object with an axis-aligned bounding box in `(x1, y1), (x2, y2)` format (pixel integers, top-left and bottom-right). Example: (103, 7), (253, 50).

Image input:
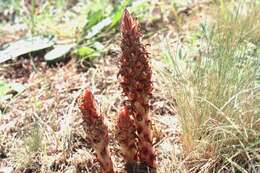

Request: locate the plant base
(125, 162), (156, 173)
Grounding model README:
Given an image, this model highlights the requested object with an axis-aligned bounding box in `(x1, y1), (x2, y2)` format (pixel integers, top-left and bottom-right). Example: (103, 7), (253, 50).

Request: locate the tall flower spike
(79, 89), (115, 173)
(119, 9), (156, 170)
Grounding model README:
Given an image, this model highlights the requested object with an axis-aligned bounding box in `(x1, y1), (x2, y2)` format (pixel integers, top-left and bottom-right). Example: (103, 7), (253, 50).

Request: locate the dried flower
(118, 9), (156, 169)
(79, 89), (115, 173)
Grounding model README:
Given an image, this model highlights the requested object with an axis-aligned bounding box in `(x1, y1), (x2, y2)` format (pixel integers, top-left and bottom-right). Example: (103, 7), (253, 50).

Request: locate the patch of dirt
(0, 56), (46, 83)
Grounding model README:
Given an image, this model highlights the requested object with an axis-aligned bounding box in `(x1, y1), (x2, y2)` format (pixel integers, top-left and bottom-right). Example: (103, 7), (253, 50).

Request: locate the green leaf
(0, 81), (10, 97)
(75, 46), (100, 60)
(86, 17), (112, 39)
(0, 36), (54, 63)
(109, 0), (131, 29)
(44, 44), (74, 62)
(86, 9), (105, 30)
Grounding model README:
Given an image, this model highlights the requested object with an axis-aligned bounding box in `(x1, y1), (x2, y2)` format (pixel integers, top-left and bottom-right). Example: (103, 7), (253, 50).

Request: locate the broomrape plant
(78, 10), (157, 173)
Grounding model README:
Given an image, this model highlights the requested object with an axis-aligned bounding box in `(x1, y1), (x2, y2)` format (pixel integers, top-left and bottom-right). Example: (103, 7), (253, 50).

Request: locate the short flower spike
(79, 89), (115, 173)
(116, 106), (138, 163)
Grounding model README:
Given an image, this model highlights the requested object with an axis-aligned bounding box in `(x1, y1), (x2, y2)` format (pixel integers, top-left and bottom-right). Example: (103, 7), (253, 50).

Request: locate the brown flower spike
(79, 89), (115, 173)
(118, 9), (156, 170)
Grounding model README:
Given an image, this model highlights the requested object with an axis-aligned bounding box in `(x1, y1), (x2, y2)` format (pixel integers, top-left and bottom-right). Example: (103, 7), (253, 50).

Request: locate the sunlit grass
(160, 1), (260, 172)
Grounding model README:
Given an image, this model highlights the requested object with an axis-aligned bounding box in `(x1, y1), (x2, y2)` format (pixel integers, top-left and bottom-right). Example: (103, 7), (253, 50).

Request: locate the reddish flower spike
(119, 9), (157, 169)
(116, 107), (138, 163)
(79, 89), (115, 173)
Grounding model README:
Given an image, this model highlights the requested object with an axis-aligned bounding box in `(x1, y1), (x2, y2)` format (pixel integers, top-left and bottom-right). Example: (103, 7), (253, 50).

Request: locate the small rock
(0, 167), (14, 173)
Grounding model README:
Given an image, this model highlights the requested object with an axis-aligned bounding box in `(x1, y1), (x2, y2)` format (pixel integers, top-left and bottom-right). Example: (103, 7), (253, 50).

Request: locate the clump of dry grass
(160, 1), (260, 172)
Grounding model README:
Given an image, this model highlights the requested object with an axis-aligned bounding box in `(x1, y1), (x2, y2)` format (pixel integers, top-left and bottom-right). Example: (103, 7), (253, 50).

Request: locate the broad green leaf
(0, 36), (54, 64)
(44, 44), (75, 62)
(86, 17), (112, 39)
(75, 47), (100, 60)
